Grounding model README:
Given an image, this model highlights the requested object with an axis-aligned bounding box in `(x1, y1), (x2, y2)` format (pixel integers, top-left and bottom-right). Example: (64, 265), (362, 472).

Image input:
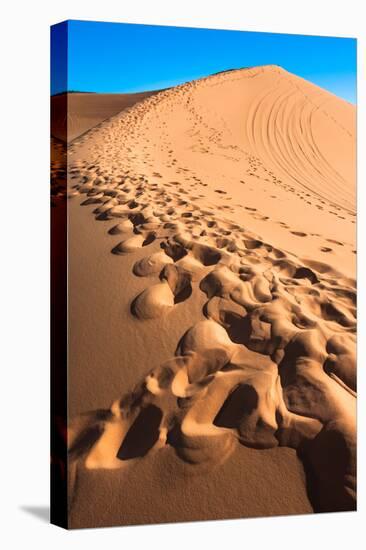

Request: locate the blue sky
(51, 20), (357, 103)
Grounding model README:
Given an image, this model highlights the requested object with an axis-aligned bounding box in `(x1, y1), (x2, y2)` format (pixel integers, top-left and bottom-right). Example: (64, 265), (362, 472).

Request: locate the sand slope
(62, 65), (356, 526)
(51, 91), (161, 143)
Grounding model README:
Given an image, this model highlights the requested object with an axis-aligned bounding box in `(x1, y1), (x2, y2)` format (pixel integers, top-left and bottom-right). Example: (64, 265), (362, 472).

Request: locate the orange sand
(56, 66), (356, 527)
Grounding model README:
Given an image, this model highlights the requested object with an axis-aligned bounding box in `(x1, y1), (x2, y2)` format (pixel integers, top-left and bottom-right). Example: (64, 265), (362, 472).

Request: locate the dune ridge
(51, 90), (162, 143)
(62, 65), (356, 524)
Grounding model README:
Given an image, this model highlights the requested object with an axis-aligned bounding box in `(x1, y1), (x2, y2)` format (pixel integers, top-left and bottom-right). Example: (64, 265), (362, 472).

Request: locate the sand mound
(62, 65), (356, 526)
(51, 90), (161, 143)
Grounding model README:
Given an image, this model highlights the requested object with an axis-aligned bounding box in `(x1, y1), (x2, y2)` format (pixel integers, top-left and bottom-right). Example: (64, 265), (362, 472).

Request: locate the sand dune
(51, 92), (160, 203)
(60, 65), (356, 527)
(51, 90), (161, 143)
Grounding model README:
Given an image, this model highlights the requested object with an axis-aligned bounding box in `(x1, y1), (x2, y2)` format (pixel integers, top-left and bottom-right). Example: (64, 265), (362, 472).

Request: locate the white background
(1, 0), (365, 548)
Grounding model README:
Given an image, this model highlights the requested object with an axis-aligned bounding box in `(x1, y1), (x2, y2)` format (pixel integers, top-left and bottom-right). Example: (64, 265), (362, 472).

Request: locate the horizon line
(50, 64), (357, 105)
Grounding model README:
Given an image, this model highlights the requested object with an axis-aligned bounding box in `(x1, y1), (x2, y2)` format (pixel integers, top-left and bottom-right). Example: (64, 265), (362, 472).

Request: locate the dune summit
(57, 65), (356, 527)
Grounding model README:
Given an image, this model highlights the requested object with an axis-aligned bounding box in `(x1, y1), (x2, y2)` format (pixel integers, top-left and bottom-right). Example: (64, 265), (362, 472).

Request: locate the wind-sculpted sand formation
(59, 66), (356, 527)
(51, 90), (161, 143)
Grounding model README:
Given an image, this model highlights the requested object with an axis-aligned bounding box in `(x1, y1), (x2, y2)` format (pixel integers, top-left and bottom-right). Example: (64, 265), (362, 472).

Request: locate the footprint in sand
(131, 264), (192, 319)
(326, 238), (344, 246)
(290, 231), (307, 237)
(112, 232), (156, 254)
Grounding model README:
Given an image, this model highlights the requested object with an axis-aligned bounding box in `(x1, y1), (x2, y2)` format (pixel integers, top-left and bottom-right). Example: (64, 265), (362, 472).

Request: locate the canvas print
(51, 20), (357, 529)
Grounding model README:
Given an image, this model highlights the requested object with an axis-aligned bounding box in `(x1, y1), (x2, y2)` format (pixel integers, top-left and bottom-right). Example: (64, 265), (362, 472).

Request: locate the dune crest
(63, 65), (356, 522)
